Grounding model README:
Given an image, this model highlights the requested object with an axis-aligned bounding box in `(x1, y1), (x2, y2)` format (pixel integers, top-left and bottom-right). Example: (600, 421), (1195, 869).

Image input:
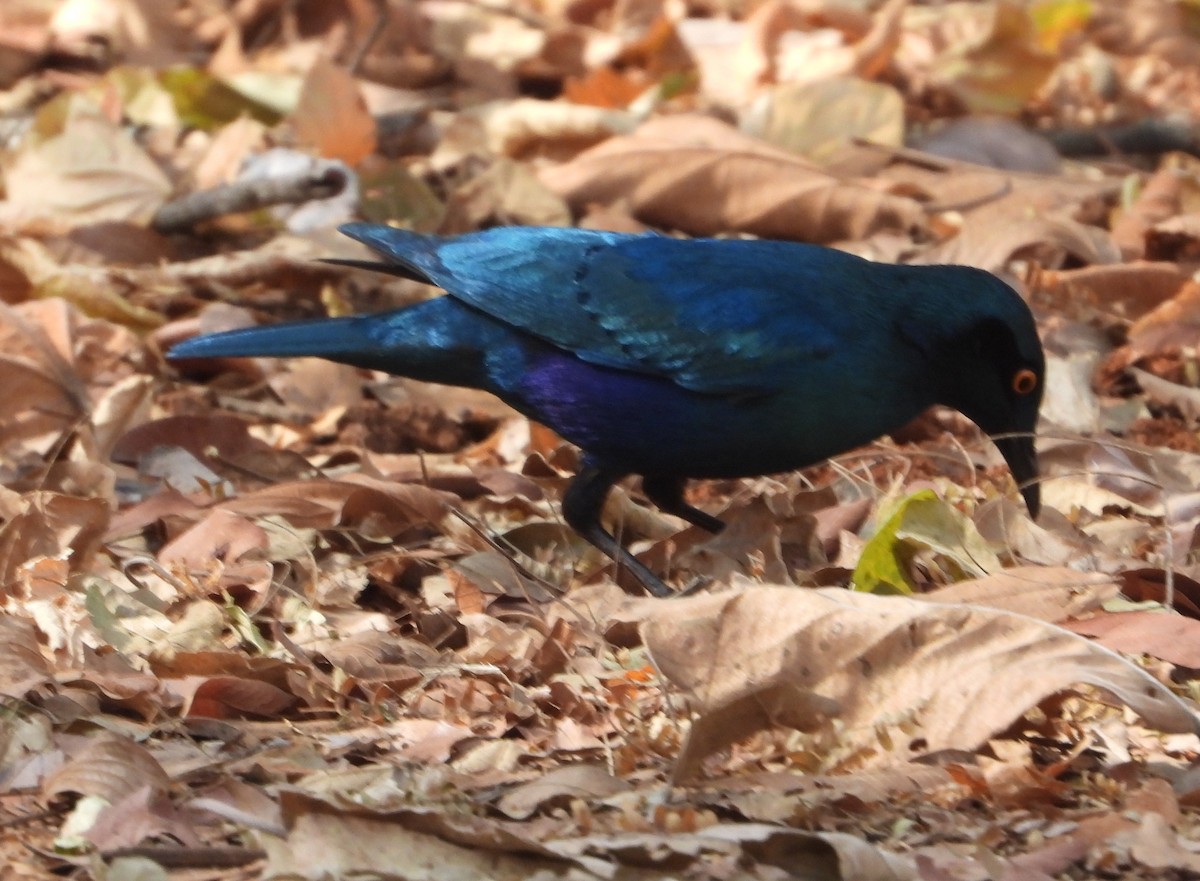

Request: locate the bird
(168, 223), (1045, 598)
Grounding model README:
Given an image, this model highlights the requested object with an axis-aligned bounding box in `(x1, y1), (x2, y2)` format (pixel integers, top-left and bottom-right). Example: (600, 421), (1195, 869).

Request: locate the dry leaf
(921, 566), (1120, 622)
(3, 99), (172, 226)
(641, 585), (1198, 778)
(1063, 610), (1200, 668)
(541, 115), (925, 242)
(291, 57), (377, 166)
(43, 735), (170, 804)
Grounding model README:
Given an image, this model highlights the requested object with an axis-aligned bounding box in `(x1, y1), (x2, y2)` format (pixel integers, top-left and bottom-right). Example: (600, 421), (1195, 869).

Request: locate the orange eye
(1012, 368), (1038, 395)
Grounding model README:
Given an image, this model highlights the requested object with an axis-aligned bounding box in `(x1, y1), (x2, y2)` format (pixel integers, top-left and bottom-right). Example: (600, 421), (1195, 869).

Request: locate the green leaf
(158, 67), (283, 130)
(1029, 0), (1093, 52)
(852, 490), (1001, 594)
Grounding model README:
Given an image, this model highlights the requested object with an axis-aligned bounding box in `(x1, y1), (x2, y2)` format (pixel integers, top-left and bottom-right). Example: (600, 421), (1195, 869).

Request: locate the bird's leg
(562, 462), (675, 598)
(642, 475), (726, 534)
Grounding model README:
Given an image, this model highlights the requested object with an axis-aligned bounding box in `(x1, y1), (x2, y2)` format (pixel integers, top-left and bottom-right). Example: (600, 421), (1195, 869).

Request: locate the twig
(347, 0), (391, 75)
(1047, 117), (1200, 159)
(151, 167), (348, 234)
(100, 845), (266, 869)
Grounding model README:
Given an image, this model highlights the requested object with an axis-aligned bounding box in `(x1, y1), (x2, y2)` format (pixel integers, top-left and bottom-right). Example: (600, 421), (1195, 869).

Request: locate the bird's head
(901, 268), (1045, 517)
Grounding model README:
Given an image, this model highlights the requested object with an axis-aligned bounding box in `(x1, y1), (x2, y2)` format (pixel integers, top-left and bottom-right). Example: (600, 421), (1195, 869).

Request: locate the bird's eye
(1012, 368), (1038, 395)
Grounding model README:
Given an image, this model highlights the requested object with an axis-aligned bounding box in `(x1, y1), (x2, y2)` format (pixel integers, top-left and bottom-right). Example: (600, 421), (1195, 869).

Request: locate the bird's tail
(168, 299), (505, 390)
(168, 315), (379, 362)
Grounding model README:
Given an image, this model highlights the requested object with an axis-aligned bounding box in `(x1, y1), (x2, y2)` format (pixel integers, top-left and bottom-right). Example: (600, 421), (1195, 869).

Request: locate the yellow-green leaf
(852, 490), (1000, 594)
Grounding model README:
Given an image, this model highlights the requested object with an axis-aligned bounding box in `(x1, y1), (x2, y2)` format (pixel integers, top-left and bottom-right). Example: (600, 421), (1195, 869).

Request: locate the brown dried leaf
(641, 585), (1199, 778)
(0, 5), (47, 89)
(85, 784), (202, 850)
(496, 763), (630, 819)
(2, 99), (171, 226)
(291, 57), (377, 166)
(110, 413), (279, 470)
(1111, 166), (1197, 259)
(540, 115), (925, 243)
(922, 566), (1120, 622)
(923, 201), (1120, 271)
(158, 507), (270, 568)
(1121, 568), (1200, 618)
(450, 551), (556, 602)
(440, 158), (571, 234)
(1089, 0), (1200, 61)
(920, 1), (1058, 114)
(157, 652), (301, 718)
(185, 676), (298, 719)
(0, 353), (83, 450)
(1147, 212), (1200, 262)
(549, 822), (916, 879)
(43, 735), (170, 804)
(1033, 261), (1189, 324)
(1128, 279), (1200, 360)
(0, 616), (52, 697)
(223, 474), (454, 536)
(267, 358), (365, 416)
(748, 77), (905, 164)
(1062, 610), (1200, 667)
(264, 790), (586, 879)
(0, 492), (109, 586)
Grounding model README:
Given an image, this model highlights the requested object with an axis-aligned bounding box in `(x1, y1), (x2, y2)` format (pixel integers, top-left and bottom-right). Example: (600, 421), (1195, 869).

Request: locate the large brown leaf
(641, 585), (1199, 779)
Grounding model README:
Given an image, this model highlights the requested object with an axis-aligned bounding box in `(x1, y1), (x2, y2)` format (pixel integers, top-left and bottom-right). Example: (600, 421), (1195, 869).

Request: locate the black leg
(642, 475), (726, 534)
(562, 462), (675, 598)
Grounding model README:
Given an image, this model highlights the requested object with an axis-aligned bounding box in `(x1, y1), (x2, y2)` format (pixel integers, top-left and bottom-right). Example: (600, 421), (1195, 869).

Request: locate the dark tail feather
(319, 258), (430, 284)
(168, 299), (500, 389)
(335, 223), (441, 284)
(168, 315), (377, 361)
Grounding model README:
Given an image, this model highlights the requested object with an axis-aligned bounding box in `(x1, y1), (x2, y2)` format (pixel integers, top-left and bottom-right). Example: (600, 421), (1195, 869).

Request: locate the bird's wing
(340, 225), (857, 396)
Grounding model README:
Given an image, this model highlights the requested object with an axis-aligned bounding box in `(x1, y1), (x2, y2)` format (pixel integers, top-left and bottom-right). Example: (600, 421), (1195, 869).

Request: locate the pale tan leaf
(915, 1), (1058, 114)
(84, 784), (202, 850)
(496, 763), (630, 820)
(922, 566), (1119, 622)
(3, 100), (171, 226)
(540, 115), (926, 243)
(440, 158), (570, 234)
(747, 77), (905, 164)
(1131, 367), (1200, 422)
(921, 203), (1121, 272)
(43, 735), (170, 803)
(1034, 261), (1189, 324)
(262, 790), (595, 880)
(641, 585), (1199, 779)
(480, 98), (636, 159)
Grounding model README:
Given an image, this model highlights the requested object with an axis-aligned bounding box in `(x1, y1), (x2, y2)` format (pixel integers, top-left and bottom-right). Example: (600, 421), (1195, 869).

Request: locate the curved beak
(994, 434), (1039, 518)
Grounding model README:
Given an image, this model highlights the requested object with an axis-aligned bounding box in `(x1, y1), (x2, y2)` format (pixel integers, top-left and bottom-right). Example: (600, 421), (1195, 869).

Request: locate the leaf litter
(4, 0), (1200, 878)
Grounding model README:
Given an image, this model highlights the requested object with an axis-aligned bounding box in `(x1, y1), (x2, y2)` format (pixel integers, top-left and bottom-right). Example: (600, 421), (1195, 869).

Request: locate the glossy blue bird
(169, 223), (1045, 597)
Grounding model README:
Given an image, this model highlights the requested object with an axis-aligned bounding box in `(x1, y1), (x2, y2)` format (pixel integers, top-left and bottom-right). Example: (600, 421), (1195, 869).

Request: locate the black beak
(994, 433), (1039, 518)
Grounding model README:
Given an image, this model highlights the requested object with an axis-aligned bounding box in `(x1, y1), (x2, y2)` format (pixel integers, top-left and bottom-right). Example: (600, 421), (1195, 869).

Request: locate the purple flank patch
(517, 349), (779, 476)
